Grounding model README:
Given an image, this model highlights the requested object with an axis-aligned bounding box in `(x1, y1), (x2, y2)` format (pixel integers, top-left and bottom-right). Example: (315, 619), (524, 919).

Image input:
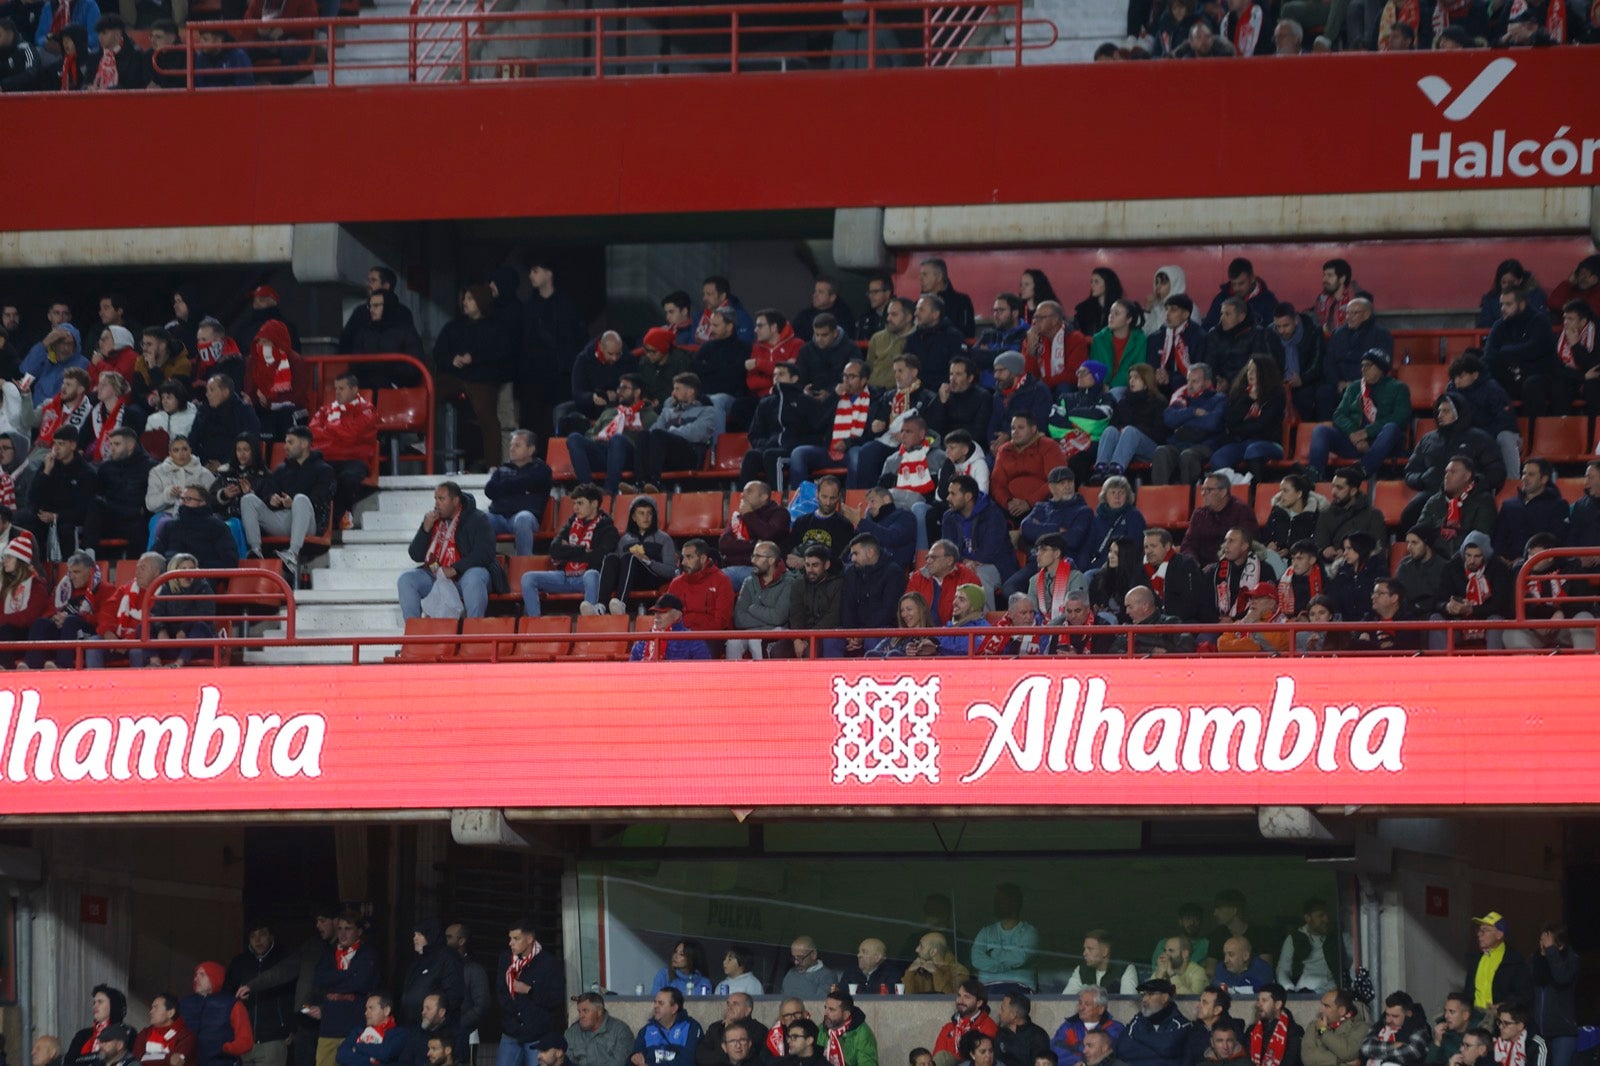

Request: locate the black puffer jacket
(1404, 391), (1505, 496)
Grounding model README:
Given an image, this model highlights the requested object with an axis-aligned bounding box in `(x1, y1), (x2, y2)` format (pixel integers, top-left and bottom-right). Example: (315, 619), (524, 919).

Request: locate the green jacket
(1088, 327), (1149, 389)
(1303, 1011), (1368, 1066)
(1426, 1011), (1486, 1065)
(1333, 374), (1411, 435)
(585, 403), (660, 439)
(636, 349), (692, 404)
(836, 1011), (878, 1066)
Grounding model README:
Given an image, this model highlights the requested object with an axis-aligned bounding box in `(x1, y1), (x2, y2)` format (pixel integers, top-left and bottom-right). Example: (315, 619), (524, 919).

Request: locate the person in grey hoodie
(727, 541), (792, 661)
(592, 496), (677, 617)
(632, 373), (719, 489)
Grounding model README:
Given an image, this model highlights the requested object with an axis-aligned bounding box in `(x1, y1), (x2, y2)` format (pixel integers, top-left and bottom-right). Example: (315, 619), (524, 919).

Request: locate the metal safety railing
(130, 0), (1052, 88)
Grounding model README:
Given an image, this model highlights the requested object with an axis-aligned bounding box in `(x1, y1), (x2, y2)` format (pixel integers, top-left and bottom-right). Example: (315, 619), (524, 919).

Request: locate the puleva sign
(0, 657), (1587, 814)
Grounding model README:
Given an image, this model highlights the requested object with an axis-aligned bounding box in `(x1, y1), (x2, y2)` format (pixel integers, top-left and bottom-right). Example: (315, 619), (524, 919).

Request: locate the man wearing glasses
(1491, 1006), (1546, 1066)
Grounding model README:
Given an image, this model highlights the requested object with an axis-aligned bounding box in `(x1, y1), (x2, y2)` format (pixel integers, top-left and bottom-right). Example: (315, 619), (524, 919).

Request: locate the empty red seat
(667, 492), (726, 538)
(455, 617), (516, 661)
(1134, 484), (1192, 531)
(389, 617), (458, 662)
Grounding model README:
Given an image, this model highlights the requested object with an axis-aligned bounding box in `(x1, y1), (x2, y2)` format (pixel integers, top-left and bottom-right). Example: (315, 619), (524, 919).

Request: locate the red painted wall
(9, 49), (1599, 232)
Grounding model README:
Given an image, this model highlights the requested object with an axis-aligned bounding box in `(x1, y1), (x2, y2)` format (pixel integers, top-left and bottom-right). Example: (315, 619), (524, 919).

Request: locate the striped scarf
(1314, 284), (1354, 338)
(894, 442), (936, 495)
(1159, 324), (1191, 376)
(1215, 554), (1262, 615)
(1558, 320), (1595, 370)
(426, 514), (460, 569)
(1463, 563), (1490, 641)
(1033, 559), (1073, 619)
(1508, 0), (1566, 40)
(831, 392), (871, 452)
(596, 401), (644, 442)
(1360, 380), (1377, 423)
(561, 515), (598, 574)
(1278, 564), (1322, 617)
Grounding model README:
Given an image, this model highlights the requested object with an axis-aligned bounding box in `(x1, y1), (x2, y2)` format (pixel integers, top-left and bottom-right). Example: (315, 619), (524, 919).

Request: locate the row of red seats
(389, 614), (638, 663)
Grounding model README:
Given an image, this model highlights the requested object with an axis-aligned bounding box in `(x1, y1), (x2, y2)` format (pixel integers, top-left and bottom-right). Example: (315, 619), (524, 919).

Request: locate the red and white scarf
(357, 1017), (395, 1045)
(889, 384), (920, 421)
(1278, 565), (1322, 617)
(1033, 559), (1073, 619)
(1251, 1013), (1292, 1066)
(1035, 328), (1072, 382)
(767, 1025), (787, 1059)
(53, 568), (100, 614)
(1215, 554), (1262, 615)
(1159, 324), (1191, 376)
(89, 395), (127, 462)
(895, 442), (936, 496)
(49, 0), (70, 34)
(1525, 572), (1565, 605)
(1226, 0), (1262, 54)
(999, 612), (1048, 655)
(426, 515), (460, 569)
(335, 941), (361, 971)
(595, 401), (644, 442)
(1443, 484), (1474, 541)
(831, 393), (871, 453)
(107, 580), (146, 638)
(825, 1017), (857, 1066)
(1432, 0), (1474, 34)
(1558, 320), (1595, 371)
(36, 393), (92, 446)
(91, 44), (118, 90)
(259, 344), (295, 404)
(1360, 380), (1378, 423)
(0, 472), (17, 511)
(727, 507), (750, 541)
(196, 335), (240, 374)
(1494, 1031), (1529, 1066)
(1367, 1027), (1400, 1066)
(694, 301), (731, 343)
(80, 1022), (107, 1055)
(1145, 549), (1175, 598)
(1314, 284), (1354, 337)
(506, 942), (543, 997)
(562, 515), (598, 574)
(1464, 562), (1491, 641)
(1508, 0), (1565, 40)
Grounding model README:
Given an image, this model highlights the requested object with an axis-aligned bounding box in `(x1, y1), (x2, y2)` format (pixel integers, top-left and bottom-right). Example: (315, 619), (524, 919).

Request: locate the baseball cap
(535, 1037), (567, 1052)
(1136, 978), (1175, 995)
(650, 593), (685, 613)
(1472, 911), (1507, 931)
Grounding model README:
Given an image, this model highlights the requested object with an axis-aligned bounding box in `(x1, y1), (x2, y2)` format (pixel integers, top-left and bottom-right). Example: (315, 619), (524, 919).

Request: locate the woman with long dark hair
(1210, 354), (1286, 481)
(1073, 267), (1124, 334)
(1019, 269), (1059, 321)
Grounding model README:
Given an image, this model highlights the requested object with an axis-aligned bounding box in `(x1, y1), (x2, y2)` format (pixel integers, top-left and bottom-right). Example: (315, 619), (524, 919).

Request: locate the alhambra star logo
(831, 676), (941, 784)
(1415, 57), (1515, 121)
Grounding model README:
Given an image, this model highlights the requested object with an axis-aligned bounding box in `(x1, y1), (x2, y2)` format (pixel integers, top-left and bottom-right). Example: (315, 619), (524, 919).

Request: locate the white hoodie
(1145, 264), (1189, 336)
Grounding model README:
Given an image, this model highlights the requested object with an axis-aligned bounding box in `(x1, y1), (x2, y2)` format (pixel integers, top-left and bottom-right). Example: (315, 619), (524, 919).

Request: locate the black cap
(535, 1037), (568, 1052)
(99, 1025), (136, 1046)
(1136, 978), (1175, 995)
(650, 593), (685, 613)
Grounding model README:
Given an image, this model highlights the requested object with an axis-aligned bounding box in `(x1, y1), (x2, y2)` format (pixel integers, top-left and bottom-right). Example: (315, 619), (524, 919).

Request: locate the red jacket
(248, 320), (312, 413)
(0, 575), (49, 629)
(667, 564), (735, 632)
(933, 1009), (998, 1061)
(1025, 328), (1088, 390)
(991, 436), (1063, 510)
(906, 562), (981, 624)
(89, 345), (139, 389)
(96, 580), (151, 639)
(308, 395), (378, 463)
(135, 1019), (198, 1066)
(747, 325), (803, 397)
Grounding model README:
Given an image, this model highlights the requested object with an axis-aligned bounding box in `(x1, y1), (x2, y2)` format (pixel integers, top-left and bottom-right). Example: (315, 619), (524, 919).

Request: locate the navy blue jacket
(495, 949), (565, 1043)
(631, 1013), (704, 1066)
(1019, 494), (1096, 565)
(484, 459), (553, 520)
(190, 396), (262, 465)
(179, 992), (244, 1066)
(1494, 482), (1570, 560)
(942, 493), (1018, 579)
(1454, 374), (1520, 437)
(1203, 277), (1280, 329)
(1116, 1002), (1189, 1066)
(1163, 388), (1227, 447)
(1486, 307), (1558, 378)
(989, 377), (1053, 441)
(1325, 320), (1395, 386)
(312, 944), (381, 1038)
(903, 321), (968, 388)
(841, 557), (907, 630)
(857, 502), (918, 574)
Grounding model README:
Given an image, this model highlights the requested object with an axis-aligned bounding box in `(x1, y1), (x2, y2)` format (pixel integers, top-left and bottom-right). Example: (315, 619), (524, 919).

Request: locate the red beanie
(197, 961), (225, 993)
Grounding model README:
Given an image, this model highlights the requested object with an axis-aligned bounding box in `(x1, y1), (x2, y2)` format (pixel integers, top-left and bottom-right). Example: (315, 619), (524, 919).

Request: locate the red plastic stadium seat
(1372, 480), (1412, 529)
(1529, 417), (1593, 464)
(1293, 423), (1332, 467)
(455, 617), (516, 661)
(141, 429), (170, 460)
(1395, 364), (1450, 412)
(232, 557), (287, 609)
(512, 616), (572, 660)
(546, 438), (576, 483)
(1557, 477), (1586, 503)
(571, 615), (631, 661)
(1134, 484), (1192, 531)
(666, 492), (726, 539)
(708, 433), (749, 477)
(390, 617), (458, 662)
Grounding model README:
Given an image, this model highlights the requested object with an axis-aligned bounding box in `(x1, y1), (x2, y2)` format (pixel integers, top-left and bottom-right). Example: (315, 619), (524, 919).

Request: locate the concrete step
(323, 547), (417, 569)
(375, 489), (440, 513)
(356, 510), (432, 532)
(339, 528), (414, 545)
(245, 641), (398, 665)
(291, 602), (405, 631)
(378, 474), (488, 491)
(295, 586), (406, 605)
(312, 566), (416, 591)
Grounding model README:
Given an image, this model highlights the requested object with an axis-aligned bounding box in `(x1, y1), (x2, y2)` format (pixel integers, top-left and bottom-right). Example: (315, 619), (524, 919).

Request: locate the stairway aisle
(246, 474), (489, 665)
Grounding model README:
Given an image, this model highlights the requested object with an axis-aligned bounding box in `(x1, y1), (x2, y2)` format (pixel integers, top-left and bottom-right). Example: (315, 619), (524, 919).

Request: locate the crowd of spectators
(0, 284), (381, 664)
(1113, 0), (1599, 59)
(37, 904), (1579, 1066)
(400, 252), (1600, 656)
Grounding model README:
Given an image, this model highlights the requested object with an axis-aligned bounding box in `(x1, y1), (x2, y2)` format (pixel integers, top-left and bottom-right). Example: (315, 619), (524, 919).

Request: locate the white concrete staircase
(1012, 0), (1124, 63)
(244, 473), (489, 665)
(316, 0), (420, 86)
